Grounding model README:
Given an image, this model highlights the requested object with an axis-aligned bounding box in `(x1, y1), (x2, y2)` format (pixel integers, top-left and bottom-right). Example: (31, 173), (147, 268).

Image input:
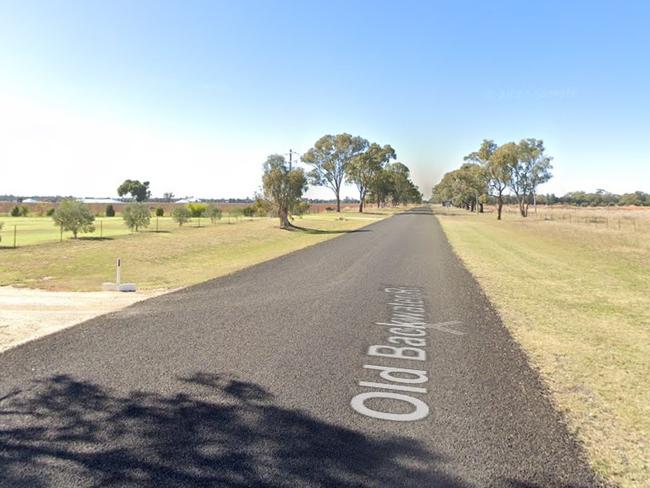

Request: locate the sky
(1, 0), (648, 200)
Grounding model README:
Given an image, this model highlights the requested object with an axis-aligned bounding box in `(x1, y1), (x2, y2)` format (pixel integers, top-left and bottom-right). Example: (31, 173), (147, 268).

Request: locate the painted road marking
(351, 287), (465, 422)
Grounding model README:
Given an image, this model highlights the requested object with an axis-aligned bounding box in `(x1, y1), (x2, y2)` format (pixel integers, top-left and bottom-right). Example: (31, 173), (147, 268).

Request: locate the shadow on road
(288, 225), (371, 235)
(0, 373), (465, 488)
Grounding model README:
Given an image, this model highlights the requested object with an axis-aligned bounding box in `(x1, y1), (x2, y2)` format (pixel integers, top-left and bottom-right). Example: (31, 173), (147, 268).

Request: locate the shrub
(155, 207), (164, 217)
(122, 203), (151, 231)
(252, 198), (274, 217)
(242, 206), (255, 217)
(293, 201), (310, 216)
(46, 208), (56, 217)
(187, 203), (208, 218)
(208, 205), (222, 224)
(10, 206), (21, 217)
(52, 199), (95, 239)
(105, 204), (116, 217)
(172, 206), (191, 226)
(228, 207), (244, 222)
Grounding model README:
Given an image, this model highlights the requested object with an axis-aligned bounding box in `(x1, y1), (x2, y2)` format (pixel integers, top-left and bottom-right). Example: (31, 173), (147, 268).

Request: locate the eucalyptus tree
(503, 139), (554, 217)
(117, 180), (151, 202)
(487, 143), (517, 220)
(302, 133), (368, 212)
(262, 154), (307, 229)
(347, 143), (396, 212)
(517, 138), (553, 215)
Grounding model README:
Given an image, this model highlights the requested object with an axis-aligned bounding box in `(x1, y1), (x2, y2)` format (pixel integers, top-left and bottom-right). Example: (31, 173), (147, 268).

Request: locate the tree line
(432, 139), (553, 220)
(261, 133), (422, 228)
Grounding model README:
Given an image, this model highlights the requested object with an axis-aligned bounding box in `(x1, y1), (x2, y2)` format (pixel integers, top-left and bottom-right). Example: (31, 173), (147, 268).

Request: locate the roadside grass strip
(434, 206), (650, 488)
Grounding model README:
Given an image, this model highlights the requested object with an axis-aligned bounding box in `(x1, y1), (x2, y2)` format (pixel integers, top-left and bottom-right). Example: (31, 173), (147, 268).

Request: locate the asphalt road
(0, 208), (603, 488)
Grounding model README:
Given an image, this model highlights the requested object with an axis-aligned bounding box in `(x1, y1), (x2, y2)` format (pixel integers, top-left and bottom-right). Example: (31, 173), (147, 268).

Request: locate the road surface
(0, 208), (602, 487)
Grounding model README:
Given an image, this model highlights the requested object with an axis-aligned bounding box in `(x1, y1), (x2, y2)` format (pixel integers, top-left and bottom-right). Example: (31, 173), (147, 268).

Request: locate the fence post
(13, 225), (17, 248)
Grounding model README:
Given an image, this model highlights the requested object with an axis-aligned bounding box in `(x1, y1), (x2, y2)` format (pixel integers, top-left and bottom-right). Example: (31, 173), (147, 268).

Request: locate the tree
(262, 154), (307, 229)
(487, 143), (517, 220)
(122, 203), (151, 231)
(506, 139), (553, 217)
(105, 204), (116, 217)
(369, 169), (395, 208)
(172, 206), (191, 226)
(163, 192), (175, 202)
(52, 199), (95, 239)
(207, 205), (222, 223)
(517, 139), (553, 215)
(347, 143), (396, 212)
(188, 203), (207, 227)
(155, 207), (164, 217)
(302, 133), (368, 212)
(117, 180), (151, 202)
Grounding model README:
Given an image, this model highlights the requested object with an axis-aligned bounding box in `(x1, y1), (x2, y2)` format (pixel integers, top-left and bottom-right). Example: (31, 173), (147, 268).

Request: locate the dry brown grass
(434, 205), (650, 488)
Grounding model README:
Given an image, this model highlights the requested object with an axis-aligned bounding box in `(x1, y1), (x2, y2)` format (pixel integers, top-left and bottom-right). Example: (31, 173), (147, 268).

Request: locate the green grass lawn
(0, 210), (396, 292)
(434, 206), (650, 488)
(0, 214), (263, 247)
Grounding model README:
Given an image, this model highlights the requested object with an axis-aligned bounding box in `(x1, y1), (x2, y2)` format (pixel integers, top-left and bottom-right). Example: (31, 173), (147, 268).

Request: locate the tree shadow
(78, 236), (114, 241)
(0, 373), (465, 488)
(288, 225), (371, 235)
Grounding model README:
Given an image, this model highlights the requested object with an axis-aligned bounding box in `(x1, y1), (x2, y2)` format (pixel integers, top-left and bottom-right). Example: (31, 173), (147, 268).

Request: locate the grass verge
(434, 206), (649, 488)
(0, 211), (395, 291)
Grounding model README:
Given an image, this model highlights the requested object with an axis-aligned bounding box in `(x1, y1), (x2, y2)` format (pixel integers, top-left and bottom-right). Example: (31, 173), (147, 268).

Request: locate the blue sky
(1, 0), (648, 199)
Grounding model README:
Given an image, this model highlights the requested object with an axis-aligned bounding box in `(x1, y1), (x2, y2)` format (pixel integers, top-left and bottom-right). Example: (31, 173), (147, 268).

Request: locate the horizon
(1, 1), (648, 198)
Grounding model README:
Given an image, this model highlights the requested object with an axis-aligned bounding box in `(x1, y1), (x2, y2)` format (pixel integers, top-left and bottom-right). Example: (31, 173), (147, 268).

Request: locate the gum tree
(347, 143), (396, 212)
(302, 133), (367, 212)
(262, 154), (307, 229)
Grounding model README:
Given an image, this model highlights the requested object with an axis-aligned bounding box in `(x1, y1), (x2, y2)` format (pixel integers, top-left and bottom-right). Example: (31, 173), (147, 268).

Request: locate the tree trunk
(279, 207), (291, 229)
(335, 189), (341, 212)
(497, 194), (503, 220)
(359, 190), (364, 213)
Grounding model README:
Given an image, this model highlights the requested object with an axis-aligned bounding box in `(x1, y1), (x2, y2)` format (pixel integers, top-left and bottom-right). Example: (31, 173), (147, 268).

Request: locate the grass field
(0, 210), (395, 291)
(0, 213), (271, 247)
(434, 205), (649, 488)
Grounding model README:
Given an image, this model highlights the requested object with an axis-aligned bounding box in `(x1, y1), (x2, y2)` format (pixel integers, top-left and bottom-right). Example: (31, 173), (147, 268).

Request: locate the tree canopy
(117, 180), (151, 202)
(52, 199), (95, 238)
(434, 138), (553, 219)
(262, 154), (307, 229)
(302, 134), (368, 212)
(347, 143), (396, 212)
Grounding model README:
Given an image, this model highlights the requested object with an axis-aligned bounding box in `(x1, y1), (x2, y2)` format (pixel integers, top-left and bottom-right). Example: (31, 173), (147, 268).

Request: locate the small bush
(105, 204), (116, 217)
(46, 208), (56, 217)
(155, 207), (164, 217)
(293, 201), (310, 216)
(52, 199), (95, 238)
(172, 206), (191, 226)
(187, 203), (208, 218)
(252, 198), (273, 217)
(242, 206), (255, 217)
(208, 205), (222, 224)
(122, 203), (151, 232)
(11, 206), (24, 217)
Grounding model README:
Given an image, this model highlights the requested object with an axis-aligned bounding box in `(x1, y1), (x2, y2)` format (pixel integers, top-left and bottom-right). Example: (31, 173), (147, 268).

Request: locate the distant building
(80, 197), (123, 204)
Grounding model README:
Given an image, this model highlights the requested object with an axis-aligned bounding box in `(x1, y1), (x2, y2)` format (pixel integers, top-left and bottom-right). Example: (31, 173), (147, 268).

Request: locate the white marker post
(116, 257), (123, 285)
(103, 257), (136, 292)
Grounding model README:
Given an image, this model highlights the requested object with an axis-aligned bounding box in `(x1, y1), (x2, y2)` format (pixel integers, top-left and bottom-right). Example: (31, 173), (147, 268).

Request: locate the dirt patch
(0, 286), (166, 353)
